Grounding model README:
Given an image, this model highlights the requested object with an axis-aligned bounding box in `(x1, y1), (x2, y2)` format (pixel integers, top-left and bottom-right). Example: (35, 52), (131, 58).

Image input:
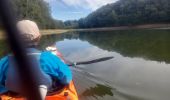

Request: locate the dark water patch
(80, 84), (114, 98)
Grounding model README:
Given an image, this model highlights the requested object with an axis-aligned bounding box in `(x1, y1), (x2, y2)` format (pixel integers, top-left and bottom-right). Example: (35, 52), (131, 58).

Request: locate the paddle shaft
(0, 1), (42, 100)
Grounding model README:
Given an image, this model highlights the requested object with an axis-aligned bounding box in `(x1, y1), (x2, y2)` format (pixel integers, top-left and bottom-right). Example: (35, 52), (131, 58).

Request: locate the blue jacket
(0, 48), (72, 93)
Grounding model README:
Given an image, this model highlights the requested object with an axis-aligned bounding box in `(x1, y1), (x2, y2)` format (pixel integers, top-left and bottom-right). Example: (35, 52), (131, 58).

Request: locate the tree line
(77, 0), (170, 28)
(1, 0), (170, 29)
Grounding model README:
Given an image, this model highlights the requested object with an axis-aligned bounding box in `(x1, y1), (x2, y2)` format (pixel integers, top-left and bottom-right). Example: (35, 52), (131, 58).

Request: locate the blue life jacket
(0, 48), (72, 94)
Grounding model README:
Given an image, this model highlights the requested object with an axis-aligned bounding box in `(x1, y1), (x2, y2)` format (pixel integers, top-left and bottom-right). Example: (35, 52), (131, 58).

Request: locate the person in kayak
(0, 20), (72, 99)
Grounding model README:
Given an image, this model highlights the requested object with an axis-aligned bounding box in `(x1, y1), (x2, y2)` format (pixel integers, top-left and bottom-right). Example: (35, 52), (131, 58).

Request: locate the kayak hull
(46, 81), (78, 100)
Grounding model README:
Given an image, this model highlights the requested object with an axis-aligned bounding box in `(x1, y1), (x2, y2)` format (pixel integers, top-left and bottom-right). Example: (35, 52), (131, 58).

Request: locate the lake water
(1, 29), (170, 100)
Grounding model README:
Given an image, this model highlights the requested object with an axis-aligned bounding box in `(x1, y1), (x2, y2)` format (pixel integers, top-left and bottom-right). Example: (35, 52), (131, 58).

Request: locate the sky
(44, 0), (118, 21)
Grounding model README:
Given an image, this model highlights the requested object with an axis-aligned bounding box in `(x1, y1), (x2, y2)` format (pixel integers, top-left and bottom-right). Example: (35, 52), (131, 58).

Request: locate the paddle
(66, 56), (114, 66)
(46, 46), (114, 66)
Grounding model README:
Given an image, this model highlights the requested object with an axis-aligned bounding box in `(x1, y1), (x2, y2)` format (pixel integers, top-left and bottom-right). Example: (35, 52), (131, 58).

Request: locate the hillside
(1, 0), (64, 29)
(78, 0), (170, 28)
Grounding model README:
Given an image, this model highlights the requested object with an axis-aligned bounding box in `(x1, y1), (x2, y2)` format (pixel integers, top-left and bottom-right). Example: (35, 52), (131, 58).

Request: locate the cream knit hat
(17, 20), (41, 45)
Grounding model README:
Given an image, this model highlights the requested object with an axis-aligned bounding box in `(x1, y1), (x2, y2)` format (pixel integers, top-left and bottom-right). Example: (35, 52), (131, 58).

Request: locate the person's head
(17, 20), (41, 47)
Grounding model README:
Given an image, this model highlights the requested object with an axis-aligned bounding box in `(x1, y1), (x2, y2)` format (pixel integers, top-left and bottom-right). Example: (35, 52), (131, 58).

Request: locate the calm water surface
(1, 29), (170, 100)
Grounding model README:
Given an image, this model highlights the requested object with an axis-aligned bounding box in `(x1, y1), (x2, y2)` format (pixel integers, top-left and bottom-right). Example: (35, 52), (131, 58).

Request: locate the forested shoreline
(77, 0), (170, 28)
(1, 0), (170, 29)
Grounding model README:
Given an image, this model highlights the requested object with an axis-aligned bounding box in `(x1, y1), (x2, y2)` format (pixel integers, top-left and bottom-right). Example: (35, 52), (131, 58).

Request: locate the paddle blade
(68, 56), (114, 66)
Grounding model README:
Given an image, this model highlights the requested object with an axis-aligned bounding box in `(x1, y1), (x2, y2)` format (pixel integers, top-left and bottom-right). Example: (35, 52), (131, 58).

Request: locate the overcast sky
(44, 0), (118, 21)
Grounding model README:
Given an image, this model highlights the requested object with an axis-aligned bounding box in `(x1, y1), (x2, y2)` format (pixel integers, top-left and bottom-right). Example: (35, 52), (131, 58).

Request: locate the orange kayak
(0, 47), (79, 100)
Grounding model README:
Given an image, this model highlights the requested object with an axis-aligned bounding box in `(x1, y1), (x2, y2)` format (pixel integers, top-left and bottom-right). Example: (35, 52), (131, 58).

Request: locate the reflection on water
(1, 29), (170, 100)
(80, 84), (113, 98)
(38, 29), (170, 63)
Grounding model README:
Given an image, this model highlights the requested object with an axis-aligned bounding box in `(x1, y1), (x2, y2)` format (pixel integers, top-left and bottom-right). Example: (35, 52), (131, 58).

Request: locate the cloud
(85, 0), (118, 10)
(45, 0), (118, 11)
(44, 0), (55, 3)
(44, 0), (118, 20)
(62, 0), (118, 10)
(66, 11), (84, 14)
